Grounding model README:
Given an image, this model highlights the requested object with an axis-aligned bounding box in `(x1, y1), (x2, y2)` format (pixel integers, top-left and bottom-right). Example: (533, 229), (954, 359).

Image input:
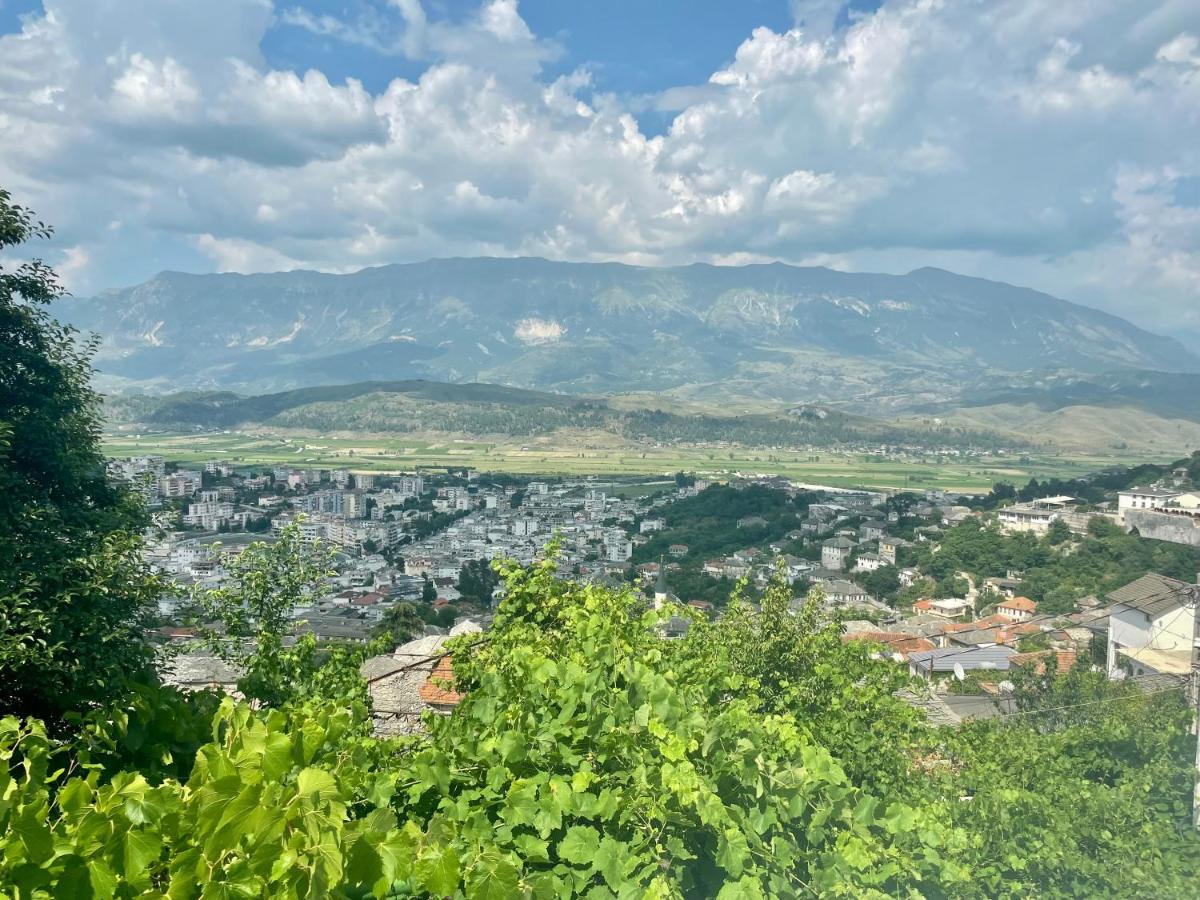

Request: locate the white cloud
(1, 0), (1199, 335)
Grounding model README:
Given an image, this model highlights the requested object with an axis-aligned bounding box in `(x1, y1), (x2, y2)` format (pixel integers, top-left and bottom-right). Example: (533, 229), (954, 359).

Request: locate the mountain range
(57, 258), (1199, 415)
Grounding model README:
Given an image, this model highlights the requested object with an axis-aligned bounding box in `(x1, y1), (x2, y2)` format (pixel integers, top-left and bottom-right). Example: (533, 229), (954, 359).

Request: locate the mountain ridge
(59, 257), (1199, 408)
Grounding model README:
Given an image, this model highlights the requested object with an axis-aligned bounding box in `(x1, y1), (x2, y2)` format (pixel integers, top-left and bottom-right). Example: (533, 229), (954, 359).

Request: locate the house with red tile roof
(842, 631), (936, 661)
(997, 596), (1037, 622)
(1010, 648), (1078, 675)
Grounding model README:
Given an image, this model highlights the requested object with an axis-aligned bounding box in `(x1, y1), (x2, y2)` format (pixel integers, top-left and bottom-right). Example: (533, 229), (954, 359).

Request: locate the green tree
(371, 602), (423, 652)
(421, 576), (437, 604)
(456, 558), (498, 605)
(0, 189), (159, 723)
(189, 523), (341, 708)
(1, 553), (1199, 896)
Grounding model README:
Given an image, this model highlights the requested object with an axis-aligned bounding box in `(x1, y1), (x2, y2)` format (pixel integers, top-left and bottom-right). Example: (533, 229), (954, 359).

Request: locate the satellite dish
(999, 680), (1015, 694)
(953, 662), (966, 681)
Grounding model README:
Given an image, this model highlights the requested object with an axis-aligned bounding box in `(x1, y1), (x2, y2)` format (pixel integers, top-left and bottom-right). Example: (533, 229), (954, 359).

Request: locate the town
(108, 448), (1200, 733)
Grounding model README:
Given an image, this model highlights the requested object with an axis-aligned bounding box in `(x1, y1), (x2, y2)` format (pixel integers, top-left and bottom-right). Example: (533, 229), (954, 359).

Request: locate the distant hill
(58, 258), (1198, 408)
(946, 371), (1200, 422)
(104, 380), (1023, 451)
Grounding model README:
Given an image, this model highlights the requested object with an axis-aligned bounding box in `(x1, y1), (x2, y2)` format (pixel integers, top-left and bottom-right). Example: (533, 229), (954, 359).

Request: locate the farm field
(101, 428), (1145, 493)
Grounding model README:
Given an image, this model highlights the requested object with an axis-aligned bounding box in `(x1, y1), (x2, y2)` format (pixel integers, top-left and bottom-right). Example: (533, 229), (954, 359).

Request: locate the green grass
(102, 428), (1132, 494)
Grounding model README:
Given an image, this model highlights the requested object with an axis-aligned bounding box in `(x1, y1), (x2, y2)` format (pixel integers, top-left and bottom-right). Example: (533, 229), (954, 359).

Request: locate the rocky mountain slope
(58, 258), (1198, 409)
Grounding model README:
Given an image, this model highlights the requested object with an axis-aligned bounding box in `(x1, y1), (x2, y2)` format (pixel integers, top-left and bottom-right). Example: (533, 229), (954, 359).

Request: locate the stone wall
(1124, 509), (1200, 548)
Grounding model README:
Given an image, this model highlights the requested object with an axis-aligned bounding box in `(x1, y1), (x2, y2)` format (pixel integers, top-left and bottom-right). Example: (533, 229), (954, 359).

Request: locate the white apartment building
(158, 470), (202, 498)
(183, 490), (235, 530)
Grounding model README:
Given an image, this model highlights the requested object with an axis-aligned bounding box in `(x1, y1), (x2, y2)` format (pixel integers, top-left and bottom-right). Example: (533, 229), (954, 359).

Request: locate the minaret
(654, 555), (669, 610)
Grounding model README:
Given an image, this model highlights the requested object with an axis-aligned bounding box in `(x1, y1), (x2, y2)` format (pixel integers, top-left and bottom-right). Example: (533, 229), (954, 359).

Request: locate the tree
(1046, 518), (1072, 545)
(371, 602), (423, 652)
(421, 577), (437, 604)
(1, 552), (1199, 895)
(190, 523), (340, 708)
(456, 558), (499, 605)
(0, 189), (159, 723)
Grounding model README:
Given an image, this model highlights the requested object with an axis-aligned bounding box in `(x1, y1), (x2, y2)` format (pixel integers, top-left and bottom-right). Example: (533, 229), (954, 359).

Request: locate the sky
(0, 0), (1198, 338)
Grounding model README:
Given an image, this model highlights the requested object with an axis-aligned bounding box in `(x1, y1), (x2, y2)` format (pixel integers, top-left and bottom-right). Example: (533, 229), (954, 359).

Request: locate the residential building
(1105, 573), (1197, 677)
(853, 552), (885, 573)
(1118, 487), (1182, 520)
(821, 537), (855, 571)
(159, 470), (202, 498)
(823, 579), (870, 606)
(997, 596), (1037, 622)
(997, 496), (1075, 535)
(908, 645), (1017, 680)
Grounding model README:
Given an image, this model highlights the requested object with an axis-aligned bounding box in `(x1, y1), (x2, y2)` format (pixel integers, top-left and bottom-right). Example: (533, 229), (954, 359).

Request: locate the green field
(102, 428), (1138, 494)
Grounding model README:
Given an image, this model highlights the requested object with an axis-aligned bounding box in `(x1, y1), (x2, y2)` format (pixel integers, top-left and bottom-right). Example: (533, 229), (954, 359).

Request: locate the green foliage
(456, 559), (499, 606)
(936, 675), (1200, 897)
(0, 189), (159, 723)
(0, 555), (1198, 896)
(189, 523), (344, 708)
(630, 484), (809, 605)
(912, 516), (1200, 614)
(697, 577), (923, 794)
(857, 565), (900, 602)
(371, 603), (424, 653)
(406, 556), (966, 897)
(108, 385), (1022, 452)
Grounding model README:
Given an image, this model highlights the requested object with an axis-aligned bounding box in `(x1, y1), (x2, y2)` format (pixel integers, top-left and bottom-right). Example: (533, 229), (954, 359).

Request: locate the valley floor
(101, 428), (1153, 493)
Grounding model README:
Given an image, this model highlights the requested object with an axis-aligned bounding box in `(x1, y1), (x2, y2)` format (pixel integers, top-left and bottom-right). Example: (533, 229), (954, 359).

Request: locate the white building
(511, 518), (539, 537)
(183, 490), (236, 530)
(604, 538), (633, 562)
(997, 496), (1075, 535)
(852, 553), (885, 573)
(1118, 487), (1182, 521)
(159, 470), (202, 499)
(996, 596), (1037, 622)
(1105, 573), (1196, 677)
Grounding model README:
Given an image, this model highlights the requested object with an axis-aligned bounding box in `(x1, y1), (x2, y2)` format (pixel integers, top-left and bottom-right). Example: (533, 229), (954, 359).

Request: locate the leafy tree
(371, 602), (423, 652)
(858, 565), (901, 602)
(1, 552), (1200, 895)
(456, 558), (499, 605)
(0, 189), (159, 723)
(189, 523), (340, 708)
(421, 577), (437, 604)
(1046, 518), (1072, 545)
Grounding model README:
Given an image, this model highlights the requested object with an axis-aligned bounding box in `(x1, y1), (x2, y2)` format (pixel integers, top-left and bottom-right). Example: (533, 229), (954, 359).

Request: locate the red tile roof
(1009, 649), (1077, 675)
(842, 631), (936, 660)
(418, 657), (463, 707)
(999, 596), (1037, 612)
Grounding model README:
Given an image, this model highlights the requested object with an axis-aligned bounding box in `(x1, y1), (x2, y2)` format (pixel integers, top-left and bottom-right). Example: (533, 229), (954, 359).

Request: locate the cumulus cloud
(1, 0), (1198, 335)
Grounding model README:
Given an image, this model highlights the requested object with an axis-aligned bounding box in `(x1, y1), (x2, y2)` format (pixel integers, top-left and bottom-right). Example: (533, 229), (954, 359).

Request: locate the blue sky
(0, 0), (1197, 337)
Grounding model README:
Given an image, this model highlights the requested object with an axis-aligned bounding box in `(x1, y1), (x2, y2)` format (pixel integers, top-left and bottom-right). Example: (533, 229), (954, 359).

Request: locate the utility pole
(1191, 576), (1200, 831)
